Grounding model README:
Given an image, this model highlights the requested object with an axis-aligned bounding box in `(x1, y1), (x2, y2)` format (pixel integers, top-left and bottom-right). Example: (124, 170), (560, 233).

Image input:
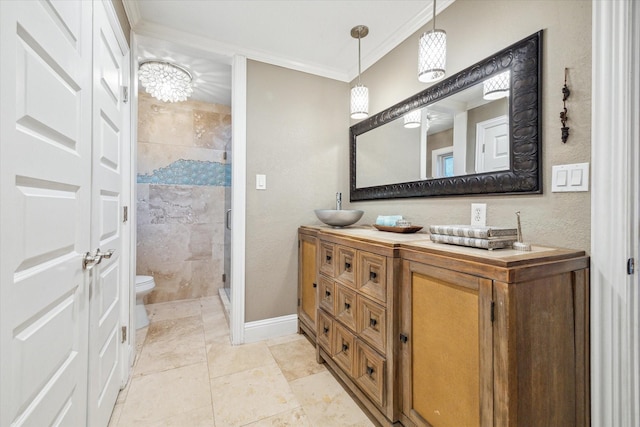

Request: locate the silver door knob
(82, 248), (115, 270)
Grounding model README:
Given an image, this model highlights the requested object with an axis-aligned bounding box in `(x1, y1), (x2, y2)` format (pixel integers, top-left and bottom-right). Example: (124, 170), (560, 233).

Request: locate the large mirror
(350, 31), (542, 201)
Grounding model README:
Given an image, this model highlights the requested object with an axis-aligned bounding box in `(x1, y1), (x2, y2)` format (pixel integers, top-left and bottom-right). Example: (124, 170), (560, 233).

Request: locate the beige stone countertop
(301, 224), (587, 267)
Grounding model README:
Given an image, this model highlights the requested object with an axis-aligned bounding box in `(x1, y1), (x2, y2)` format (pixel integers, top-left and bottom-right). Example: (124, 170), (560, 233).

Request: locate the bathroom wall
(246, 61), (349, 322)
(137, 92), (231, 304)
(244, 0), (591, 323)
(349, 0), (592, 251)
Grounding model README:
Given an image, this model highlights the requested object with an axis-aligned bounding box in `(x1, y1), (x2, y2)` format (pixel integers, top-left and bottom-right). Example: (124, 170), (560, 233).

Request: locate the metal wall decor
(560, 68), (570, 143)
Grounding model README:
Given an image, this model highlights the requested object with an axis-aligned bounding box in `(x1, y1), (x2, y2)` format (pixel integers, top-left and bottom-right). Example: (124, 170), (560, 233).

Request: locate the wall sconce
(404, 110), (422, 128)
(350, 25), (369, 119)
(483, 70), (510, 100)
(138, 60), (194, 103)
(418, 0), (446, 83)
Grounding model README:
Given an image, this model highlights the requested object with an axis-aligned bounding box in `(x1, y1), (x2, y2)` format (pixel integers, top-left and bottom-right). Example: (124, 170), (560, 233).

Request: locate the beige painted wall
(244, 0), (591, 323)
(349, 0), (591, 251)
(246, 61), (349, 322)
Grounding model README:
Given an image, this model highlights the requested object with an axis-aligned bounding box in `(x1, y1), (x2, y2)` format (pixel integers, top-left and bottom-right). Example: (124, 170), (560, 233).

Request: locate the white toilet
(135, 275), (156, 329)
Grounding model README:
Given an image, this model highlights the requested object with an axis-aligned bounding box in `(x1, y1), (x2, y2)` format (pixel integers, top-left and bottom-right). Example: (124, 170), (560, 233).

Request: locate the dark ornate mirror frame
(350, 30), (542, 201)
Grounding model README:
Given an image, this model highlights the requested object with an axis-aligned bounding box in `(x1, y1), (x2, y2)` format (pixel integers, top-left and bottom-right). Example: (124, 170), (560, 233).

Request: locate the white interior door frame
(591, 1), (640, 426)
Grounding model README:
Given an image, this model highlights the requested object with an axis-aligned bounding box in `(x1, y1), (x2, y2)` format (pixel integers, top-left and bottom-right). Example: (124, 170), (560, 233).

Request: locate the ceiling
(125, 0), (455, 105)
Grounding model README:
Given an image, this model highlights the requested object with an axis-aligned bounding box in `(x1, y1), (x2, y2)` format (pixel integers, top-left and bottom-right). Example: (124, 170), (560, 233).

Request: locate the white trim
(102, 0), (129, 54)
(230, 55), (247, 345)
(243, 315), (298, 344)
(122, 0), (457, 83)
(591, 1), (640, 426)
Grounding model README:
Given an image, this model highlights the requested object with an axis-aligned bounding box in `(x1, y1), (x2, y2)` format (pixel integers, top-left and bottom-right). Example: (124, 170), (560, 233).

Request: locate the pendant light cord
(358, 30), (362, 86)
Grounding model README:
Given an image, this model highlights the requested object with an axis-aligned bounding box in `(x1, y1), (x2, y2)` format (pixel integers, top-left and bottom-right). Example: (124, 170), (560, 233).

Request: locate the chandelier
(138, 60), (194, 103)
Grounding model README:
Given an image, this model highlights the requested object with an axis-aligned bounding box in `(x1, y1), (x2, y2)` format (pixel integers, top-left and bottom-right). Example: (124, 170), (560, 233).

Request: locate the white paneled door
(0, 1), (129, 426)
(88, 3), (128, 427)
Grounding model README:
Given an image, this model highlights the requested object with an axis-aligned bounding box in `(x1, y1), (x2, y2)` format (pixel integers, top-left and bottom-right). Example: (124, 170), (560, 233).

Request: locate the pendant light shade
(351, 85), (369, 119)
(418, 0), (446, 83)
(350, 25), (369, 120)
(403, 110), (422, 128)
(483, 70), (510, 100)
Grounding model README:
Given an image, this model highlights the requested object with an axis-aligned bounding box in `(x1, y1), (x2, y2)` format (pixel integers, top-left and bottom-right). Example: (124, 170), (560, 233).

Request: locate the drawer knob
(313, 282), (317, 288)
(323, 326), (329, 334)
(344, 302), (351, 310)
(326, 255), (332, 262)
(400, 333), (408, 343)
(366, 366), (375, 376)
(369, 318), (377, 327)
(369, 271), (377, 281)
(325, 290), (331, 297)
(345, 261), (351, 270)
(342, 343), (349, 352)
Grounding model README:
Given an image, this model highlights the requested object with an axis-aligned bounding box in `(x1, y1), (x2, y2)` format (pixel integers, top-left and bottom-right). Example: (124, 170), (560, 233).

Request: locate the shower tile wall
(137, 92), (231, 304)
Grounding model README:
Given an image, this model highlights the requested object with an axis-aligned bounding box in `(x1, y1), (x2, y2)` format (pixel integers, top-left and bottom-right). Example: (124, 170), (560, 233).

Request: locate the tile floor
(108, 296), (376, 427)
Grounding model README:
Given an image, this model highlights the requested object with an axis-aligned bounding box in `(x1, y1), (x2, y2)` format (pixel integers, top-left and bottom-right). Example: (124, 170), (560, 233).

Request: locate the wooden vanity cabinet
(399, 244), (590, 427)
(297, 228), (318, 342)
(298, 226), (590, 427)
(310, 229), (404, 426)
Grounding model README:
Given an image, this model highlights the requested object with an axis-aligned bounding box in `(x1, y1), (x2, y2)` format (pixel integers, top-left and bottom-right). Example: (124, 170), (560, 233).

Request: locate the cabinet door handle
(345, 261), (351, 270)
(342, 343), (349, 352)
(369, 318), (377, 327)
(323, 326), (329, 334)
(366, 366), (375, 376)
(400, 333), (408, 343)
(369, 271), (377, 281)
(344, 302), (351, 310)
(326, 255), (332, 262)
(325, 290), (331, 297)
(313, 282), (317, 288)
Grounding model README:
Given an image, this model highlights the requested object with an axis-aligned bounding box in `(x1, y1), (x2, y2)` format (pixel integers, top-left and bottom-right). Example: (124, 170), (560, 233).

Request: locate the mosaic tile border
(137, 159), (230, 187)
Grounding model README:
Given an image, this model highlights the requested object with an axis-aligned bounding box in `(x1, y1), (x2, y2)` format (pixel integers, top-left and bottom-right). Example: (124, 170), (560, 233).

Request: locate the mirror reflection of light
(403, 110), (422, 128)
(483, 70), (510, 100)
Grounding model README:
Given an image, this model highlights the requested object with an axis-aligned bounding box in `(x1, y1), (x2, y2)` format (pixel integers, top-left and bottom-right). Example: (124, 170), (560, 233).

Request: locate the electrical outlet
(471, 203), (487, 227)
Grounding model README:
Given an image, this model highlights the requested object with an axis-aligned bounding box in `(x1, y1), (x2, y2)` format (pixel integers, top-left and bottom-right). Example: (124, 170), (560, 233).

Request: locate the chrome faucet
(336, 192), (342, 210)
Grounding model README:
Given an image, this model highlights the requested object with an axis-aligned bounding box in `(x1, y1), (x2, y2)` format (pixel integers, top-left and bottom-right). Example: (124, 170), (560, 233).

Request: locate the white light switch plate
(471, 203), (487, 227)
(256, 174), (266, 190)
(552, 163), (589, 192)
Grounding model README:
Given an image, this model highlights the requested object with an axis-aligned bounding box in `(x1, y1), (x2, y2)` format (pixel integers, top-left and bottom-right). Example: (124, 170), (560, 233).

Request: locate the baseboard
(243, 314), (298, 343)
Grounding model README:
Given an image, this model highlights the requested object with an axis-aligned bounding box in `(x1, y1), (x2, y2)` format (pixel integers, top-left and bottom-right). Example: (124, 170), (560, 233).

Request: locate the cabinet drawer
(358, 251), (387, 303)
(355, 339), (386, 407)
(319, 242), (336, 277)
(336, 245), (357, 288)
(318, 276), (335, 315)
(357, 295), (386, 353)
(335, 283), (357, 332)
(333, 322), (355, 376)
(317, 309), (333, 353)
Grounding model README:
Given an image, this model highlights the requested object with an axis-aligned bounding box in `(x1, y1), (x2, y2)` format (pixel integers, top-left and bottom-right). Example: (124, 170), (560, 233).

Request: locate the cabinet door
(400, 260), (493, 427)
(298, 233), (318, 335)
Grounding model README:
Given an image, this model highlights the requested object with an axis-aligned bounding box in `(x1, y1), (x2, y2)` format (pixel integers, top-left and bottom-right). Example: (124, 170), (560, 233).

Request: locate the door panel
(88, 2), (127, 426)
(0, 1), (92, 426)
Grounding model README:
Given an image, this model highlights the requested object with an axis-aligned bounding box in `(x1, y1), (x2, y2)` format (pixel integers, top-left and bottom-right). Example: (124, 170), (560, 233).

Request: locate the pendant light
(483, 70), (510, 100)
(418, 0), (446, 83)
(350, 25), (369, 119)
(403, 110), (422, 128)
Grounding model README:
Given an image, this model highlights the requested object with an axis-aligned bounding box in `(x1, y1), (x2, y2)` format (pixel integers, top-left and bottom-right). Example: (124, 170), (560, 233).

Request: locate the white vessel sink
(314, 209), (364, 227)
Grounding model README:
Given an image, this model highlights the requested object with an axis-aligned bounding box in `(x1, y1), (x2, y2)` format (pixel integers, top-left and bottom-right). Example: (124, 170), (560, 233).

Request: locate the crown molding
(121, 0), (140, 28)
(349, 0), (456, 81)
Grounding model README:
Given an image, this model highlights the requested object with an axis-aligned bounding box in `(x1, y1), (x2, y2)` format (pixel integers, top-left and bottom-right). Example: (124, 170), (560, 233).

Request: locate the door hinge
(490, 301), (495, 322)
(121, 326), (127, 343)
(297, 298), (300, 307)
(122, 86), (129, 103)
(482, 144), (486, 154)
(222, 273), (226, 283)
(123, 206), (128, 223)
(628, 258), (635, 275)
